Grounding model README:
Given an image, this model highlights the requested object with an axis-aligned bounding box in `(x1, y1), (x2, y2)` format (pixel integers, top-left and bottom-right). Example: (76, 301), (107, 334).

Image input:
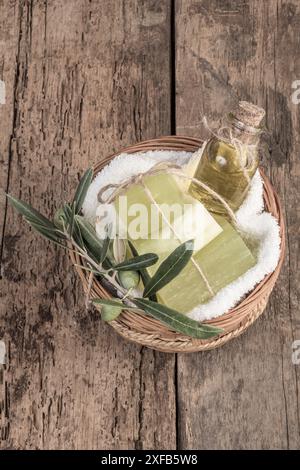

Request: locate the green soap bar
(116, 173), (186, 235)
(131, 216), (256, 314)
(115, 173), (222, 248)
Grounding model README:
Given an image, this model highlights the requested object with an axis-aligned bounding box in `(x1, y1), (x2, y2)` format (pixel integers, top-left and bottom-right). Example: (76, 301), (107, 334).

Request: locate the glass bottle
(189, 101), (265, 215)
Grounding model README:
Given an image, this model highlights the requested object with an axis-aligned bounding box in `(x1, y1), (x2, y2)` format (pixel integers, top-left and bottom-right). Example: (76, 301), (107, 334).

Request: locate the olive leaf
(73, 215), (85, 247)
(61, 204), (75, 237)
(26, 221), (66, 247)
(114, 253), (158, 271)
(72, 167), (93, 214)
(54, 207), (67, 231)
(143, 240), (194, 298)
(62, 203), (72, 221)
(113, 237), (126, 264)
(133, 298), (223, 339)
(69, 201), (76, 237)
(7, 195), (56, 229)
(75, 215), (103, 261)
(75, 216), (113, 269)
(128, 240), (157, 302)
(28, 220), (64, 235)
(7, 195), (66, 247)
(57, 204), (81, 244)
(99, 224), (112, 264)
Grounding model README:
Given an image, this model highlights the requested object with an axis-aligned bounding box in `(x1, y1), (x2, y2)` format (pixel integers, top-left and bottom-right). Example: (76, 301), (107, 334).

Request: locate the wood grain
(0, 0), (21, 442)
(176, 0), (300, 449)
(0, 0), (175, 450)
(1, 0), (299, 451)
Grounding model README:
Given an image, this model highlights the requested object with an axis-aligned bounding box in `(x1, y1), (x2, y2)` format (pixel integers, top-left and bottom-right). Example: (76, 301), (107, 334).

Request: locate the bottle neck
(225, 113), (262, 146)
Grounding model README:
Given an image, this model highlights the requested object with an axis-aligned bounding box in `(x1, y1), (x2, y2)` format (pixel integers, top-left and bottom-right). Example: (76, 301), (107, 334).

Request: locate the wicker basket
(70, 136), (285, 353)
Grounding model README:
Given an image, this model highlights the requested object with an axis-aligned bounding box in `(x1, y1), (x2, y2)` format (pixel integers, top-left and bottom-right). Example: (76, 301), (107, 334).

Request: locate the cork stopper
(232, 101), (265, 128)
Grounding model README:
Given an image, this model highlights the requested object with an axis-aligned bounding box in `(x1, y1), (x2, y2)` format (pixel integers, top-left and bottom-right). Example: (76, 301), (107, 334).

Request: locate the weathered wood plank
(0, 0), (22, 444)
(176, 0), (300, 449)
(0, 0), (175, 449)
(0, 0), (19, 239)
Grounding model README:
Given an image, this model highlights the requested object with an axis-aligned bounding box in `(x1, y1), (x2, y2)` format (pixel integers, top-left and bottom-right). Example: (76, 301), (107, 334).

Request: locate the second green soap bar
(131, 216), (256, 314)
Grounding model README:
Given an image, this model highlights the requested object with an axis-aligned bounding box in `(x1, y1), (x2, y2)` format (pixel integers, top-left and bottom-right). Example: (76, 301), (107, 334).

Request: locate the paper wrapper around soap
(113, 172), (256, 314)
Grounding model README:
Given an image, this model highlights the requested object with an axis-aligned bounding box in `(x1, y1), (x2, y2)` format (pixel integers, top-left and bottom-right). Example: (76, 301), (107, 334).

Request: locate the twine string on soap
(97, 161), (238, 298)
(98, 161), (237, 223)
(141, 181), (215, 296)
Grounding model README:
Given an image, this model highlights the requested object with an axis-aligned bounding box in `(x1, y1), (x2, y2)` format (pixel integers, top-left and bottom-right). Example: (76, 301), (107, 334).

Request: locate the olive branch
(7, 168), (223, 339)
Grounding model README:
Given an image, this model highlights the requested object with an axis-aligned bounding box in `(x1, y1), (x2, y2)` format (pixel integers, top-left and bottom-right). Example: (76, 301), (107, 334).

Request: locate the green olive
(101, 305), (122, 322)
(118, 270), (140, 289)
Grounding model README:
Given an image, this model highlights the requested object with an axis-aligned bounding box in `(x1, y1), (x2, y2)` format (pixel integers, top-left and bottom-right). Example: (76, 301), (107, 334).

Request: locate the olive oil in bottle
(189, 101), (265, 214)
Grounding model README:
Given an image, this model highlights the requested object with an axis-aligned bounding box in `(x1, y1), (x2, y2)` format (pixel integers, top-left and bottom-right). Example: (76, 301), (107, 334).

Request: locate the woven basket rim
(70, 136), (285, 353)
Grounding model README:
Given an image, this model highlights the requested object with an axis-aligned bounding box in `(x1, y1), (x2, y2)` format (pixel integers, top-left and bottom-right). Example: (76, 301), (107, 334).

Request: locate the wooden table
(0, 0), (299, 450)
